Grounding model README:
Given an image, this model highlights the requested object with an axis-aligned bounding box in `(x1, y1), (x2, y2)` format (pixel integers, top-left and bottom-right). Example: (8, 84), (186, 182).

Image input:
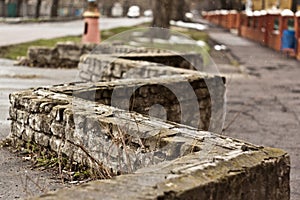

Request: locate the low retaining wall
(15, 42), (170, 68)
(78, 54), (203, 82)
(118, 52), (203, 70)
(29, 146), (290, 200)
(16, 41), (204, 70)
(9, 72), (224, 145)
(8, 78), (290, 200)
(16, 42), (96, 68)
(58, 75), (224, 130)
(9, 44), (290, 199)
(77, 54), (225, 132)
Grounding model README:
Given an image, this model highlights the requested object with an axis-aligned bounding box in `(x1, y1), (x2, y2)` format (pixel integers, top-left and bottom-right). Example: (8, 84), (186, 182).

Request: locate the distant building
(0, 0), (155, 18)
(191, 0), (300, 13)
(0, 0), (85, 18)
(245, 0), (300, 11)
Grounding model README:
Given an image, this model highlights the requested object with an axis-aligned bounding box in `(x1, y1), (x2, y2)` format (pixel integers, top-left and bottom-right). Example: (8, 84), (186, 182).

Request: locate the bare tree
(152, 0), (172, 28)
(35, 0), (41, 18)
(220, 0), (235, 9)
(219, 0), (245, 10)
(172, 0), (186, 21)
(50, 0), (59, 18)
(291, 0), (298, 12)
(0, 0), (5, 17)
(123, 0), (129, 17)
(16, 0), (22, 17)
(261, 0), (265, 10)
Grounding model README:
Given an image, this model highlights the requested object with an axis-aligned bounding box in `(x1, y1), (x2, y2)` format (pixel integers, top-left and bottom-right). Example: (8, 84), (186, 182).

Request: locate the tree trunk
(261, 0), (265, 10)
(219, 0), (236, 10)
(123, 0), (129, 17)
(22, 0), (29, 17)
(50, 0), (59, 18)
(291, 0), (298, 12)
(220, 0), (227, 9)
(172, 0), (186, 21)
(35, 0), (41, 18)
(0, 0), (5, 17)
(236, 0), (244, 11)
(16, 0), (22, 17)
(152, 0), (172, 28)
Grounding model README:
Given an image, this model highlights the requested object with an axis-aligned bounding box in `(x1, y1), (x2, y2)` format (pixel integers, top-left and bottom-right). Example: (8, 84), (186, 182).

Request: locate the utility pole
(35, 0), (41, 18)
(152, 0), (172, 28)
(0, 0), (5, 17)
(22, 0), (29, 17)
(262, 0), (265, 10)
(50, 0), (59, 18)
(16, 0), (22, 17)
(291, 0), (298, 12)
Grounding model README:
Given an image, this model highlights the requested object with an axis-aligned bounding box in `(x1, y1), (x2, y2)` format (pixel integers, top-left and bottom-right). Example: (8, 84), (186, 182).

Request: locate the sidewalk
(208, 27), (300, 200)
(0, 59), (78, 199)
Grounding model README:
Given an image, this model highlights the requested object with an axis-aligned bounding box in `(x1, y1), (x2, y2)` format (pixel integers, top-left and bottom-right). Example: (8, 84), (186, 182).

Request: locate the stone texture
(8, 44), (290, 200)
(118, 52), (203, 70)
(8, 67), (226, 171)
(8, 72), (290, 200)
(28, 147), (290, 200)
(15, 42), (96, 68)
(78, 53), (204, 83)
(51, 73), (225, 131)
(15, 42), (169, 68)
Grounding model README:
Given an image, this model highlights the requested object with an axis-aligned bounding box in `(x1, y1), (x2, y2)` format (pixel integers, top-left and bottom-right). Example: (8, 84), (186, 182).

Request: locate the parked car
(143, 9), (153, 17)
(111, 3), (123, 17)
(127, 5), (140, 18)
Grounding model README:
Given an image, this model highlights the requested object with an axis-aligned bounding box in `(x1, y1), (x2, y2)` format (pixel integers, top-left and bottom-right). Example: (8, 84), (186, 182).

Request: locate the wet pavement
(209, 27), (300, 200)
(0, 59), (77, 199)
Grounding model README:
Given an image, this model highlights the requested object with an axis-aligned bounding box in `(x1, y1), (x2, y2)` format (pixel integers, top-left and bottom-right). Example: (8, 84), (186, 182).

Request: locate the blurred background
(0, 0), (299, 20)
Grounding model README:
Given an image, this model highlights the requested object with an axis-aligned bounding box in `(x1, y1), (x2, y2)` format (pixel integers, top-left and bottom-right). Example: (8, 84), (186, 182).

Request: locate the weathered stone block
(28, 147), (290, 200)
(9, 46), (290, 200)
(50, 122), (65, 138)
(16, 42), (96, 68)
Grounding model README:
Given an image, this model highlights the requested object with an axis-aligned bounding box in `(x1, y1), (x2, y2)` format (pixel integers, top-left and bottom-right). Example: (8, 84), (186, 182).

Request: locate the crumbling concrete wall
(8, 74), (214, 171)
(29, 147), (290, 200)
(15, 42), (169, 68)
(8, 77), (290, 200)
(77, 54), (225, 131)
(118, 52), (203, 71)
(16, 41), (203, 70)
(9, 72), (224, 148)
(78, 54), (203, 82)
(16, 42), (96, 68)
(9, 44), (290, 199)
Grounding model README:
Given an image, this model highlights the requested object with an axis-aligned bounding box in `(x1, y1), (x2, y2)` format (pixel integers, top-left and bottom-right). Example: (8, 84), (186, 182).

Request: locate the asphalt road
(0, 17), (152, 46)
(209, 28), (300, 200)
(0, 59), (78, 140)
(0, 59), (78, 199)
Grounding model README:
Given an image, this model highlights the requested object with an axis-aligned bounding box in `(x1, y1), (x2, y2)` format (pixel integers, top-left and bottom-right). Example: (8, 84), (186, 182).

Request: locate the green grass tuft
(0, 23), (209, 60)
